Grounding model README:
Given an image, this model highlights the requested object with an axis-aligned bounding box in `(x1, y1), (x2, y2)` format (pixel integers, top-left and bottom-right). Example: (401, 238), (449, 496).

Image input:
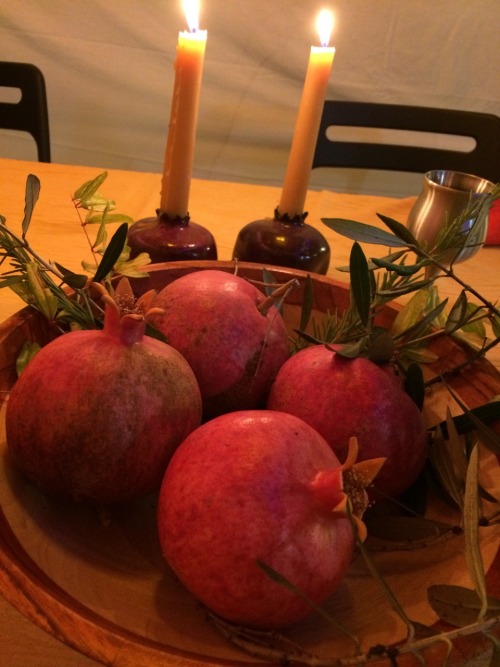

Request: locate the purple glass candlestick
(232, 209), (330, 274)
(127, 210), (217, 263)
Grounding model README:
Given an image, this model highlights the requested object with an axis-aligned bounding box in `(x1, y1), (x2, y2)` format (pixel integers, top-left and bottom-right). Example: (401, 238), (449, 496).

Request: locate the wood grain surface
(1, 159), (499, 666)
(1, 261), (500, 667)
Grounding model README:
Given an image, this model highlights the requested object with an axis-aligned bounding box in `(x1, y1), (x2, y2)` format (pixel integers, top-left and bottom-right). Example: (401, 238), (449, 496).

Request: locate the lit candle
(160, 0), (207, 218)
(277, 10), (335, 219)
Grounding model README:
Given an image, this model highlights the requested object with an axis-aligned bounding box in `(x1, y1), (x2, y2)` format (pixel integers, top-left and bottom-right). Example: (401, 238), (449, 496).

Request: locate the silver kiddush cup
(407, 169), (494, 265)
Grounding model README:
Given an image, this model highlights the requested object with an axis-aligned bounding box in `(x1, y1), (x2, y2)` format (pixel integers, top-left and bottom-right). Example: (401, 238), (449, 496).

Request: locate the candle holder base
(127, 210), (217, 263)
(232, 209), (330, 274)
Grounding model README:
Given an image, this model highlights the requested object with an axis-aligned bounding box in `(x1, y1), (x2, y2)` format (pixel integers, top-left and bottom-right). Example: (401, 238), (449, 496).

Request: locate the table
(0, 158), (499, 666)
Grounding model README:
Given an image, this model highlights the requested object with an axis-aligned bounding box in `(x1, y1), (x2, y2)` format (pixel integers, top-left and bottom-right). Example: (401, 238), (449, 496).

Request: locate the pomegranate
(267, 345), (427, 499)
(5, 280), (202, 505)
(157, 410), (384, 629)
(151, 269), (290, 420)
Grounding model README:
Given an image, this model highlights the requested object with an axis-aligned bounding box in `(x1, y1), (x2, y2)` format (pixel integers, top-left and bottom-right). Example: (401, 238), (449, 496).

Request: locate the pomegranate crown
(92, 278), (165, 345)
(335, 437), (385, 541)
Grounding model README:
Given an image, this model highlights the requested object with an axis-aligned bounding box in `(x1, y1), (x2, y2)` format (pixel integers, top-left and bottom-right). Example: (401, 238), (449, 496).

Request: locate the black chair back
(0, 61), (51, 162)
(313, 101), (500, 183)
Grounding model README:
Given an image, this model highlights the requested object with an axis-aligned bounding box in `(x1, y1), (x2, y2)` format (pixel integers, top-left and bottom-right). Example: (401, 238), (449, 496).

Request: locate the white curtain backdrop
(1, 0), (499, 196)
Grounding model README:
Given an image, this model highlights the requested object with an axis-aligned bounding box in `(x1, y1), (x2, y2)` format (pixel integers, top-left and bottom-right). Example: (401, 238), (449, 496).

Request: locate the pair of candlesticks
(127, 205), (330, 274)
(127, 169), (495, 276)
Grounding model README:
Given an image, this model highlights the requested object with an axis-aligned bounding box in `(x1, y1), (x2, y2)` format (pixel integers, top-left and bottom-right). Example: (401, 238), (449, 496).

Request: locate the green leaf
(427, 416), (466, 509)
(428, 584), (500, 627)
(73, 171), (108, 204)
(458, 302), (487, 337)
(257, 560), (361, 650)
(321, 218), (408, 247)
(16, 340), (41, 376)
(464, 443), (488, 622)
(394, 296), (448, 343)
(492, 314), (500, 339)
(392, 287), (436, 338)
(92, 222), (128, 284)
(0, 275), (25, 289)
(349, 242), (371, 327)
(438, 400), (500, 436)
(370, 255), (424, 276)
(25, 261), (58, 320)
(54, 262), (88, 289)
(377, 213), (420, 246)
(22, 174), (41, 237)
(376, 278), (434, 298)
(327, 338), (368, 359)
(366, 515), (453, 543)
(442, 385), (500, 457)
(445, 290), (468, 334)
(400, 346), (439, 364)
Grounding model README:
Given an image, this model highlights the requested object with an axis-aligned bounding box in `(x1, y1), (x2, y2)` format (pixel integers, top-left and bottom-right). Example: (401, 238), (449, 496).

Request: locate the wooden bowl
(1, 260), (499, 666)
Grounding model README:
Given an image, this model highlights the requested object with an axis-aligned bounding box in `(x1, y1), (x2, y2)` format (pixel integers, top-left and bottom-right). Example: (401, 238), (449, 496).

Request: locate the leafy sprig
(312, 183), (500, 378)
(0, 172), (151, 332)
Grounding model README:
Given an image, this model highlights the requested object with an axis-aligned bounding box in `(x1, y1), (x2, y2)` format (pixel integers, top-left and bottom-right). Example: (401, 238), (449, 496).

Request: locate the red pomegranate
(151, 269), (290, 420)
(267, 345), (427, 499)
(157, 410), (384, 629)
(6, 281), (202, 505)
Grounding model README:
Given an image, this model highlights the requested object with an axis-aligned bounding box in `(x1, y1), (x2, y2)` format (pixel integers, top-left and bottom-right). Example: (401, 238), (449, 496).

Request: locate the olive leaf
(391, 287), (434, 338)
(439, 400), (500, 437)
(401, 346), (440, 364)
(393, 296), (448, 343)
(428, 584), (500, 627)
(492, 314), (500, 339)
(54, 262), (88, 289)
(457, 302), (488, 337)
(22, 174), (41, 237)
(427, 416), (466, 509)
(445, 290), (468, 334)
(15, 340), (41, 376)
(92, 222), (129, 284)
(257, 560), (362, 653)
(327, 338), (368, 359)
(366, 515), (454, 543)
(442, 383), (500, 457)
(349, 241), (371, 327)
(377, 213), (420, 247)
(321, 218), (409, 247)
(376, 277), (434, 298)
(25, 261), (58, 321)
(371, 255), (424, 276)
(464, 442), (488, 623)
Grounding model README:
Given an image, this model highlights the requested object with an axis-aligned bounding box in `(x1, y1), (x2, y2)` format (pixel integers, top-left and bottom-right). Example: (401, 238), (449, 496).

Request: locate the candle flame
(316, 9), (334, 47)
(182, 0), (200, 32)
